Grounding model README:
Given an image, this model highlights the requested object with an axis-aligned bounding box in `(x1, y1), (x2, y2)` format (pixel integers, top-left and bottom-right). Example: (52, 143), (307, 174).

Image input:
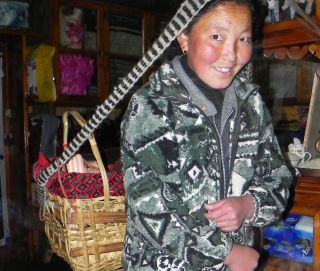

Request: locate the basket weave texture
(42, 111), (126, 271)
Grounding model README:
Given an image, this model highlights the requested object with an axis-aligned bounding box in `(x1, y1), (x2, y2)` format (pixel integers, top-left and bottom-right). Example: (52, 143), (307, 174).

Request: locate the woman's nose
(222, 43), (237, 62)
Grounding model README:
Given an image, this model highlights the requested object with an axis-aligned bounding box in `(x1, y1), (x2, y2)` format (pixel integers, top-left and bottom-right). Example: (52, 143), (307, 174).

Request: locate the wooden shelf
(293, 177), (320, 271)
(263, 17), (320, 49)
(293, 176), (320, 211)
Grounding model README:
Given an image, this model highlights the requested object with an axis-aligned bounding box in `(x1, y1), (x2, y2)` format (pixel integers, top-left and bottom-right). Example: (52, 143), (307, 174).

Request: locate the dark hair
(183, 0), (255, 34)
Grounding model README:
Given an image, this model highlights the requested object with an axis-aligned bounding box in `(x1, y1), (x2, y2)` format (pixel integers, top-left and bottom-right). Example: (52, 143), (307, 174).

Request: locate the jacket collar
(149, 56), (259, 109)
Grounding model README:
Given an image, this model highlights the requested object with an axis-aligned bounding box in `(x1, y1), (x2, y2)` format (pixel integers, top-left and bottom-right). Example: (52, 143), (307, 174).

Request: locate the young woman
(120, 1), (293, 270)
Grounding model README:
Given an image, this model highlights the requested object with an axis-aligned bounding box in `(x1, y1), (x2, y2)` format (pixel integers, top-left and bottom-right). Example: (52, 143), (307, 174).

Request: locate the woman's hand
(224, 244), (259, 271)
(204, 195), (255, 232)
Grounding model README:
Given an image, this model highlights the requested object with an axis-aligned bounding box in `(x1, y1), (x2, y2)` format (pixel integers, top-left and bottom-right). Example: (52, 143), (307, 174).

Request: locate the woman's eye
(240, 37), (252, 43)
(211, 34), (222, 41)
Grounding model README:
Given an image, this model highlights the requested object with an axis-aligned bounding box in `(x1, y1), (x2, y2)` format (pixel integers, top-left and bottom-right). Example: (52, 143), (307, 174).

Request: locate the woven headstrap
(36, 0), (212, 206)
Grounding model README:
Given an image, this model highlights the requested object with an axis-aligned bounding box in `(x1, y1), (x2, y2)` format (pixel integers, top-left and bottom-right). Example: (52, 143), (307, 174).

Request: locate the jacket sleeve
(243, 97), (293, 227)
(121, 92), (233, 270)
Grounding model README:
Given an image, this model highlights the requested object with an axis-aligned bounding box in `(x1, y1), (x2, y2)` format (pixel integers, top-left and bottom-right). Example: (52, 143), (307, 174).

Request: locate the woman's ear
(177, 32), (189, 54)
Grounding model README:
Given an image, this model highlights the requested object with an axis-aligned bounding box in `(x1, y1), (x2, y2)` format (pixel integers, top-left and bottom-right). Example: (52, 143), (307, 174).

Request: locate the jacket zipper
(196, 104), (237, 199)
(211, 119), (227, 199)
(220, 107), (236, 198)
(189, 103), (226, 199)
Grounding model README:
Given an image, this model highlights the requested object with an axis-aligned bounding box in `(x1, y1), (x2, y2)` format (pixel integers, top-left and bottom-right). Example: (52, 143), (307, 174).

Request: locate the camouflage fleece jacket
(120, 57), (293, 271)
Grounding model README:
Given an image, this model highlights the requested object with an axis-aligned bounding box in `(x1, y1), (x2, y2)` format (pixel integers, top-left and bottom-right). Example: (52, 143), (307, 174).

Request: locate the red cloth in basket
(33, 152), (125, 199)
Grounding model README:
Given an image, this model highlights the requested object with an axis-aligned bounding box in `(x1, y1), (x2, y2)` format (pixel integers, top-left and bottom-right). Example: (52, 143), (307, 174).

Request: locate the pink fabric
(60, 53), (95, 96)
(66, 153), (86, 173)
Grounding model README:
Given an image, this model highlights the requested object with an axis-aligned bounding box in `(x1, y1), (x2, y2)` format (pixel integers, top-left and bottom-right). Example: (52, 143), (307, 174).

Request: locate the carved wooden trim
(263, 43), (320, 60)
(262, 12), (320, 60)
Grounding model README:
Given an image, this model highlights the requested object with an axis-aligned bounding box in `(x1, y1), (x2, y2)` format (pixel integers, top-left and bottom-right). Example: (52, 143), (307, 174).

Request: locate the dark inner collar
(179, 55), (226, 113)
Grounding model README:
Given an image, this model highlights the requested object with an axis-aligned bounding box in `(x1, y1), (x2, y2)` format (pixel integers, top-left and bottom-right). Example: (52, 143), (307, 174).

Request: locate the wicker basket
(42, 111), (126, 271)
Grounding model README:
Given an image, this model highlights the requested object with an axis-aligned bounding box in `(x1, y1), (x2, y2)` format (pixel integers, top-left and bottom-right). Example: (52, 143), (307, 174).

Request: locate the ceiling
(104, 0), (183, 14)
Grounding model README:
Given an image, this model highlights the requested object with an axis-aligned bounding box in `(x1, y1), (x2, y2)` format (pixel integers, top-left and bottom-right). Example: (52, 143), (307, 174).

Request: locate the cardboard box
(263, 214), (313, 264)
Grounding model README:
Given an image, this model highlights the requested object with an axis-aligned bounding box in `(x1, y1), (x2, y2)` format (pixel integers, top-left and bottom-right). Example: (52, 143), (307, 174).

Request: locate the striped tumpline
(36, 0), (213, 206)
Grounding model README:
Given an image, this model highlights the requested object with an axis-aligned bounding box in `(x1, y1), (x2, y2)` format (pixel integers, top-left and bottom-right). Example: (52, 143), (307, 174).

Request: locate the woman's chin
(207, 79), (234, 89)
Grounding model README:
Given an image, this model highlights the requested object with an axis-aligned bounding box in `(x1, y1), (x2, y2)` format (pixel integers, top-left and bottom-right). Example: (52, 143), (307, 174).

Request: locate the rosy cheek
(239, 48), (252, 65)
(204, 46), (220, 63)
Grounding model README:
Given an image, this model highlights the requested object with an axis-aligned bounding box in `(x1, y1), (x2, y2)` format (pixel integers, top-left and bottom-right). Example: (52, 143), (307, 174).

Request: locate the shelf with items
(50, 0), (161, 108)
(3, 0), (54, 262)
(261, 2), (320, 270)
(259, 0), (320, 107)
(52, 0), (105, 106)
(0, 29), (52, 261)
(106, 4), (157, 102)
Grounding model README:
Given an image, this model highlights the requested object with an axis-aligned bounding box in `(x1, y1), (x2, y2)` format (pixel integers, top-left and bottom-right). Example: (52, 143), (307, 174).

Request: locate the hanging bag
(40, 111), (126, 271)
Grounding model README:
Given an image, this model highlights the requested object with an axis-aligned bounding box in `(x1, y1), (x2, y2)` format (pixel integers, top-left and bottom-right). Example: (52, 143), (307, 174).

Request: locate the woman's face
(177, 3), (253, 89)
